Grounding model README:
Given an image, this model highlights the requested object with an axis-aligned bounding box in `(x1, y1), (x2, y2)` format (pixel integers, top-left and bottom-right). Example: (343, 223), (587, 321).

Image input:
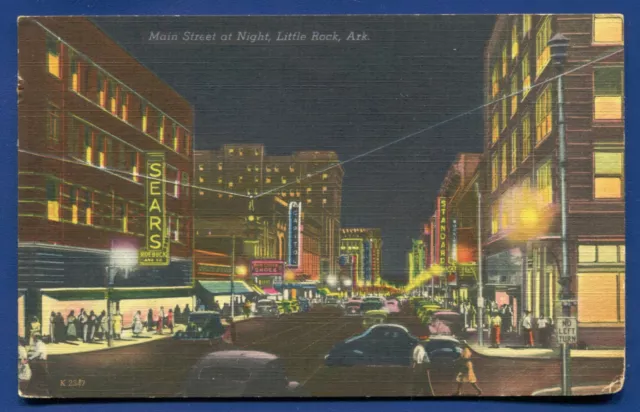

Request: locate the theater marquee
(139, 152), (170, 266)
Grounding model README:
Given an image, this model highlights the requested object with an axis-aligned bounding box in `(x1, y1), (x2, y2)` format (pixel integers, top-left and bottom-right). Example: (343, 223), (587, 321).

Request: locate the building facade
(18, 17), (195, 335)
(340, 228), (383, 288)
(483, 15), (624, 346)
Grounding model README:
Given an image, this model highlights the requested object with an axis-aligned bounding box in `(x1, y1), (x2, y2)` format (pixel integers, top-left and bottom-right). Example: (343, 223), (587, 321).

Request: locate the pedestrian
(491, 312), (502, 348)
(412, 343), (432, 396)
(184, 304), (191, 320)
(54, 312), (66, 343)
(18, 338), (32, 394)
(504, 305), (513, 333)
(48, 311), (56, 344)
(174, 304), (182, 324)
(522, 311), (534, 347)
(132, 310), (144, 337)
(222, 303), (230, 317)
(113, 311), (123, 340)
(453, 347), (482, 396)
(66, 310), (77, 341)
(147, 308), (154, 332)
(243, 301), (251, 319)
(29, 316), (41, 346)
(88, 310), (97, 342)
(469, 303), (477, 329)
(167, 308), (174, 334)
(213, 300), (221, 312)
(27, 334), (49, 396)
(460, 301), (468, 329)
(156, 306), (165, 334)
(538, 316), (552, 348)
(78, 309), (88, 343)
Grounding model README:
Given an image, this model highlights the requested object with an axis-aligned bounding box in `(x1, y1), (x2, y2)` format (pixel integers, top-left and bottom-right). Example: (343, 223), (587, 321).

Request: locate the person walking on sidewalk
(147, 308), (154, 332)
(132, 310), (144, 337)
(78, 309), (88, 343)
(99, 310), (109, 341)
(88, 310), (97, 342)
(167, 309), (174, 334)
(48, 312), (56, 344)
(490, 312), (502, 348)
(156, 307), (165, 335)
(113, 311), (123, 340)
(27, 334), (49, 396)
(537, 316), (552, 348)
(522, 311), (534, 347)
(453, 347), (482, 396)
(469, 303), (476, 329)
(66, 310), (77, 341)
(29, 316), (41, 346)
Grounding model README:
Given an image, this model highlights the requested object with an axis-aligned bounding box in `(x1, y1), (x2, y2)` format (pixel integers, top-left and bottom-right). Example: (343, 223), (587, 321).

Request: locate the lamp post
(474, 181), (484, 347)
(549, 32), (572, 396)
(104, 266), (114, 348)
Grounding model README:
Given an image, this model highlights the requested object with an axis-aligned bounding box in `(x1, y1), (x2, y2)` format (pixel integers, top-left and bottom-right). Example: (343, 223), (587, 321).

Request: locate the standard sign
(139, 152), (170, 266)
(556, 317), (578, 345)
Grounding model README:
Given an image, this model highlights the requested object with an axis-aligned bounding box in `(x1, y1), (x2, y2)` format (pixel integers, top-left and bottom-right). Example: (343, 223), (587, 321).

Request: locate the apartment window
(158, 115), (165, 143)
(47, 103), (60, 143)
(217, 177), (223, 184)
(322, 173), (328, 180)
(238, 149), (244, 157)
(70, 187), (79, 224)
(108, 81), (117, 114)
(306, 187), (312, 193)
(535, 86), (553, 143)
(535, 17), (552, 77)
(511, 130), (518, 173)
(593, 14), (623, 44)
(97, 135), (106, 168)
(131, 152), (139, 182)
(501, 142), (508, 182)
(523, 15), (532, 36)
(199, 164), (204, 172)
(274, 165), (280, 172)
(174, 170), (181, 198)
(266, 166), (272, 173)
(491, 65), (500, 98)
(172, 124), (180, 151)
(522, 52), (531, 98)
(522, 115), (531, 161)
(536, 160), (553, 205)
(307, 198), (312, 204)
(281, 191), (287, 197)
(289, 165), (295, 172)
(492, 112), (500, 144)
(141, 103), (148, 132)
(228, 148), (235, 154)
(491, 152), (499, 192)
(246, 165), (252, 172)
(254, 176), (259, 183)
(491, 202), (499, 234)
(322, 186), (327, 193)
(70, 53), (79, 91)
(120, 92), (128, 122)
(46, 35), (61, 78)
(199, 176), (204, 183)
(228, 182), (234, 188)
(98, 73), (106, 107)
(266, 177), (272, 184)
(323, 198), (327, 205)
(511, 75), (518, 117)
(120, 203), (128, 232)
(594, 67), (623, 121)
(512, 24), (519, 59)
(46, 178), (60, 222)
(579, 244), (625, 264)
(502, 46), (508, 77)
(238, 175), (243, 183)
(84, 127), (93, 164)
(217, 163), (223, 171)
(281, 176), (287, 184)
(594, 151), (623, 199)
(84, 191), (93, 225)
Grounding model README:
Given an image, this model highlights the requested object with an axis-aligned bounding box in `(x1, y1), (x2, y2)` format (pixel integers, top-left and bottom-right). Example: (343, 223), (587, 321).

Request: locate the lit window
(322, 186), (327, 192)
(254, 176), (259, 183)
(492, 112), (499, 143)
(594, 151), (623, 199)
(98, 73), (107, 107)
(47, 103), (60, 143)
(266, 166), (272, 172)
(141, 103), (148, 132)
(307, 198), (312, 204)
(523, 14), (532, 36)
(289, 190), (295, 197)
(121, 203), (128, 232)
(46, 179), (60, 222)
(228, 182), (234, 188)
(322, 173), (328, 180)
(323, 198), (327, 205)
(501, 142), (507, 182)
(536, 160), (553, 205)
(238, 176), (243, 183)
(70, 187), (79, 224)
(306, 187), (311, 193)
(511, 23), (519, 59)
(266, 177), (271, 184)
(535, 17), (552, 77)
(593, 14), (623, 44)
(491, 65), (499, 98)
(501, 95), (507, 130)
(120, 92), (128, 122)
(158, 115), (165, 143)
(522, 114), (531, 161)
(228, 148), (235, 154)
(577, 272), (624, 323)
(511, 130), (518, 173)
(289, 165), (295, 172)
(239, 150), (244, 157)
(199, 164), (204, 171)
(84, 191), (93, 225)
(97, 135), (106, 168)
(281, 191), (287, 197)
(218, 193), (223, 198)
(46, 35), (60, 78)
(84, 128), (93, 164)
(598, 245), (618, 262)
(511, 75), (518, 117)
(199, 191), (204, 196)
(70, 53), (79, 91)
(199, 176), (204, 183)
(535, 86), (552, 143)
(502, 46), (507, 77)
(491, 202), (499, 234)
(217, 177), (222, 184)
(594, 67), (623, 121)
(108, 81), (117, 114)
(218, 163), (223, 171)
(522, 52), (531, 98)
(173, 124), (179, 151)
(491, 152), (498, 192)
(578, 245), (597, 262)
(274, 165), (280, 172)
(281, 176), (287, 184)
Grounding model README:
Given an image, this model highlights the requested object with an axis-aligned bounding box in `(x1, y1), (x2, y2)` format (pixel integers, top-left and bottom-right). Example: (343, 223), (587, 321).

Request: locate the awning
(110, 287), (192, 300)
(262, 287), (281, 296)
(251, 285), (266, 295)
(42, 288), (106, 301)
(197, 280), (253, 296)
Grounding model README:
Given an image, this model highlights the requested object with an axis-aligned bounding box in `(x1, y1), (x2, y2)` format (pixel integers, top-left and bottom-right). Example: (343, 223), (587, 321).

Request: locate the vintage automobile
(359, 300), (387, 314)
(289, 300), (300, 313)
(255, 299), (280, 318)
(344, 301), (362, 316)
(362, 310), (388, 329)
(297, 297), (311, 313)
(422, 335), (463, 365)
(181, 351), (305, 397)
(174, 311), (226, 340)
(324, 295), (341, 307)
(428, 311), (466, 337)
(385, 299), (400, 313)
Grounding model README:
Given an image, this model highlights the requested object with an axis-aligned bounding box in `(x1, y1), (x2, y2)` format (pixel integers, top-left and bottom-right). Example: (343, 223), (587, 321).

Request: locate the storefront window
(578, 273), (624, 323)
(578, 245), (597, 263)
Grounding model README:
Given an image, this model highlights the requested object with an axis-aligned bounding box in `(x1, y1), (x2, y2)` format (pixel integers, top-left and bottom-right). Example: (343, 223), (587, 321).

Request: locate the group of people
(487, 307), (554, 348)
(29, 309), (125, 345)
(458, 300), (477, 329)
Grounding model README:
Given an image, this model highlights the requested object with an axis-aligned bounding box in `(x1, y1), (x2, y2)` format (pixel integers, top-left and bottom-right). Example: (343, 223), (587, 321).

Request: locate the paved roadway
(26, 306), (623, 398)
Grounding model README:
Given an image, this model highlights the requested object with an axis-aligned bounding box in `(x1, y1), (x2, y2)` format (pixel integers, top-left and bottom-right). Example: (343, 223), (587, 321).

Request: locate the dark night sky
(93, 15), (496, 283)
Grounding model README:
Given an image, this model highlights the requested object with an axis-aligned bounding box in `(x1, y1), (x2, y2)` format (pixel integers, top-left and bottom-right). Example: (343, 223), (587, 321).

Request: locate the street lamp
(474, 182), (484, 347)
(548, 32), (572, 396)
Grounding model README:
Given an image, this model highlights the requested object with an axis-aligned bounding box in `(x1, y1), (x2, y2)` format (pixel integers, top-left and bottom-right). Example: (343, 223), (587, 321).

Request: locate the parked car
(422, 335), (463, 365)
(344, 301), (362, 316)
(385, 299), (400, 313)
(298, 297), (311, 312)
(359, 300), (387, 314)
(324, 324), (419, 367)
(181, 351), (305, 397)
(174, 311), (226, 340)
(325, 295), (340, 307)
(255, 299), (280, 318)
(429, 311), (465, 337)
(362, 310), (388, 329)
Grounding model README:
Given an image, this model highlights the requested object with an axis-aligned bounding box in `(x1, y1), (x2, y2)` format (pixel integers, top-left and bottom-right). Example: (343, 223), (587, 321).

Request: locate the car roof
(197, 351), (278, 368)
(434, 311), (460, 316)
(370, 323), (408, 332)
(427, 335), (460, 343)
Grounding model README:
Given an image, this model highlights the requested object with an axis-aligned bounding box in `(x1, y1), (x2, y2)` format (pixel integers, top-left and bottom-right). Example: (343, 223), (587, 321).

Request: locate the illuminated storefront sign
(251, 260), (285, 276)
(363, 240), (371, 281)
(438, 197), (448, 266)
(451, 218), (458, 265)
(139, 152), (170, 266)
(288, 202), (301, 268)
(352, 254), (358, 286)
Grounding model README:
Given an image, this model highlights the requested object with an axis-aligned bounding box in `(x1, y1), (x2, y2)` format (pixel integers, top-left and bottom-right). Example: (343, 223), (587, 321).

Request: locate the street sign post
(556, 316), (576, 396)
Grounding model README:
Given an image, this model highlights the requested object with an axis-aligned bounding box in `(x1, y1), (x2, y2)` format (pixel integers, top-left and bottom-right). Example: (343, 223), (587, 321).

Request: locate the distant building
(340, 228), (383, 288)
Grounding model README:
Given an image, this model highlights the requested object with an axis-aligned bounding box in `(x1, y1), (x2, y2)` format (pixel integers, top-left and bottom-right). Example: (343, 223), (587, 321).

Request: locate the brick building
(483, 15), (624, 346)
(340, 228), (383, 288)
(18, 17), (195, 336)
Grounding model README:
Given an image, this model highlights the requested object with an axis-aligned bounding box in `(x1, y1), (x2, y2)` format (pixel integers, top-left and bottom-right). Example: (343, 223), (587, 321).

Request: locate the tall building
(484, 15), (624, 346)
(18, 17), (195, 336)
(340, 228), (383, 287)
(195, 145), (343, 283)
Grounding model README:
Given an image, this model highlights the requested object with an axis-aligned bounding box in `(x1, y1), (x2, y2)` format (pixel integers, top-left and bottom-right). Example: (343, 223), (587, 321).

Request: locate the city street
(27, 306), (623, 398)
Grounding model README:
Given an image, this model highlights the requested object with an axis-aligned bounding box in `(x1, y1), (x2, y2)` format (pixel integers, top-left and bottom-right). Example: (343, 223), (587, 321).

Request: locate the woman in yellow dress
(454, 347), (482, 396)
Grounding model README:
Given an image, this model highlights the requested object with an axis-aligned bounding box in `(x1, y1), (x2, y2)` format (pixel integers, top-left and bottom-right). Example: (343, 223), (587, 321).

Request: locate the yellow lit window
(501, 97), (507, 131)
(238, 176), (243, 182)
(141, 104), (148, 132)
(239, 150), (244, 157)
(228, 148), (235, 154)
(109, 82), (117, 114)
(491, 152), (499, 192)
(266, 177), (271, 184)
(218, 193), (223, 199)
(217, 177), (223, 184)
(228, 182), (234, 188)
(501, 142), (508, 182)
(323, 198), (327, 205)
(121, 203), (128, 232)
(98, 74), (106, 107)
(594, 67), (623, 121)
(511, 130), (518, 173)
(522, 114), (531, 161)
(491, 65), (499, 98)
(492, 112), (499, 143)
(594, 151), (623, 199)
(70, 54), (79, 91)
(289, 165), (295, 172)
(218, 163), (223, 171)
(266, 166), (272, 173)
(121, 92), (128, 122)
(578, 273), (624, 323)
(46, 35), (60, 78)
(281, 176), (287, 184)
(199, 191), (204, 196)
(593, 14), (623, 44)
(199, 164), (205, 171)
(158, 115), (165, 143)
(491, 202), (499, 234)
(254, 176), (259, 183)
(523, 14), (532, 36)
(598, 245), (619, 262)
(84, 129), (93, 164)
(306, 187), (312, 193)
(535, 17), (552, 77)
(511, 76), (518, 117)
(97, 136), (106, 168)
(535, 86), (552, 143)
(46, 179), (60, 222)
(322, 186), (327, 192)
(173, 124), (179, 151)
(70, 188), (79, 224)
(281, 191), (287, 197)
(536, 160), (553, 205)
(512, 24), (519, 59)
(578, 245), (597, 262)
(131, 152), (139, 182)
(199, 176), (204, 183)
(307, 198), (312, 204)
(522, 52), (531, 98)
(502, 46), (507, 77)
(322, 173), (328, 180)
(274, 165), (280, 172)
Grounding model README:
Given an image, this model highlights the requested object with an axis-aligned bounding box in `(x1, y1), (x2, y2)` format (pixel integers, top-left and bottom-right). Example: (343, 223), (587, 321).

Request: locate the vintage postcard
(17, 14), (624, 398)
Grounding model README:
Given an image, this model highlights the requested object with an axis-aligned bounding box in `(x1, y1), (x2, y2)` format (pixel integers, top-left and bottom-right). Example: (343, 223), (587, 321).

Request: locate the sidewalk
(465, 329), (624, 360)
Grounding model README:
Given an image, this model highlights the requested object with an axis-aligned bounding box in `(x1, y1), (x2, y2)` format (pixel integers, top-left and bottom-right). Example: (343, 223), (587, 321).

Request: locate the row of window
(199, 163), (331, 181)
(46, 34), (192, 156)
(43, 177), (188, 242)
(578, 244), (625, 264)
(61, 112), (190, 198)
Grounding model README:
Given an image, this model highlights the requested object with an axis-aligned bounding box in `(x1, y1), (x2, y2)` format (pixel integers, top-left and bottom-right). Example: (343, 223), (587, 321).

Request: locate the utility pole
(474, 181), (484, 347)
(231, 235), (236, 319)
